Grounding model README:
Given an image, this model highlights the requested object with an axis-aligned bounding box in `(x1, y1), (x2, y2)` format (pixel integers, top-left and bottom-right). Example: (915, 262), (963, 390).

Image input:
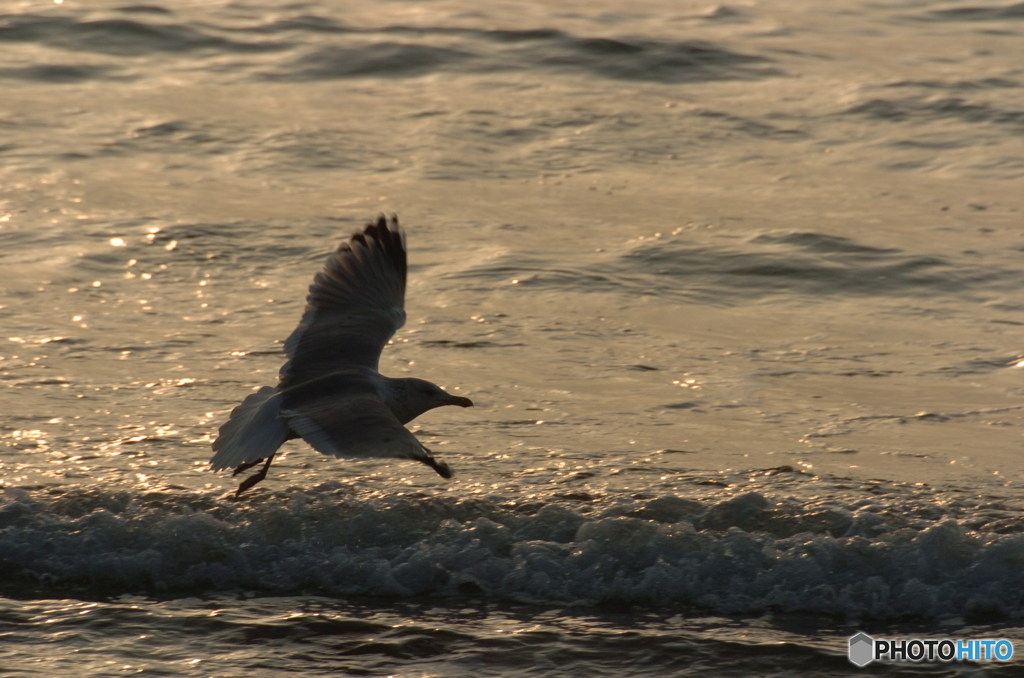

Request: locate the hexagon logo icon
(849, 632), (874, 667)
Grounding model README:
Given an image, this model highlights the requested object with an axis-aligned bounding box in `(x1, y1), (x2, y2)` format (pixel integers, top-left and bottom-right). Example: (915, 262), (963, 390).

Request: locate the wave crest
(2, 485), (1022, 620)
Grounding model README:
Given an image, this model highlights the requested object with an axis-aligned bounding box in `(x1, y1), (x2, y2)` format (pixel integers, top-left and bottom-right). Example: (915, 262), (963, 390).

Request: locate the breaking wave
(2, 484), (1022, 621)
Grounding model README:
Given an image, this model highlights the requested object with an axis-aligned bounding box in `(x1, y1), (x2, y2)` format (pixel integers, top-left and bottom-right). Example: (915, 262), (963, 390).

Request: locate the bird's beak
(449, 396), (474, 408)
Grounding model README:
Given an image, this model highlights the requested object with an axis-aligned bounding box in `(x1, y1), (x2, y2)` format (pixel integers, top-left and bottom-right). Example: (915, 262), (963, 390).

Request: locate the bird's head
(387, 377), (473, 424)
(409, 378), (474, 409)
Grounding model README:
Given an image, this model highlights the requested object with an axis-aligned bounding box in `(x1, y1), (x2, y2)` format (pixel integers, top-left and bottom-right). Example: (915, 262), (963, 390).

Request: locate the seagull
(210, 215), (473, 496)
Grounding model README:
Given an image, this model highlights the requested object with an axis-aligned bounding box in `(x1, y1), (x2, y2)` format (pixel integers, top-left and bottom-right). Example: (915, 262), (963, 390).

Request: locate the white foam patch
(1, 486), (1022, 620)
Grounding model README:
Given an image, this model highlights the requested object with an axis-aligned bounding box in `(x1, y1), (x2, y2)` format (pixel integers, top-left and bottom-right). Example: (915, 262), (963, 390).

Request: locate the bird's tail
(210, 386), (290, 471)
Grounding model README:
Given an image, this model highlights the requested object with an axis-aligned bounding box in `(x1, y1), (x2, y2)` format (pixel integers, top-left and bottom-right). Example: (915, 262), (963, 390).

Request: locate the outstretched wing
(280, 215), (406, 387)
(281, 395), (452, 478)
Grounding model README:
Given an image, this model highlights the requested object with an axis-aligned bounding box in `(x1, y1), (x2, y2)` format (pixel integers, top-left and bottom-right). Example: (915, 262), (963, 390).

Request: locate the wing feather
(280, 215), (406, 386)
(280, 395), (451, 477)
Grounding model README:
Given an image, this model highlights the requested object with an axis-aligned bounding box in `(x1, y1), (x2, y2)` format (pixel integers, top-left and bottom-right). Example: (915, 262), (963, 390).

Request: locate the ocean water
(2, 0), (1024, 675)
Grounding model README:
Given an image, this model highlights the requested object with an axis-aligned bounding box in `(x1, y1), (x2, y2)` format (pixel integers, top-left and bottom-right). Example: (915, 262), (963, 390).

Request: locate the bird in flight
(210, 215), (473, 496)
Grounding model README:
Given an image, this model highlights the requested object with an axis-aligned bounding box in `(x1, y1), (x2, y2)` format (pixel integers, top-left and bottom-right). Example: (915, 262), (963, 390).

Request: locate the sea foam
(1, 485), (1021, 620)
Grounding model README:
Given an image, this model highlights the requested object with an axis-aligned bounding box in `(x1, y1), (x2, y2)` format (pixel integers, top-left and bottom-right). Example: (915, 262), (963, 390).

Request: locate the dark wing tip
(432, 459), (454, 479)
(359, 213), (399, 242)
(418, 448), (453, 479)
(337, 214), (406, 287)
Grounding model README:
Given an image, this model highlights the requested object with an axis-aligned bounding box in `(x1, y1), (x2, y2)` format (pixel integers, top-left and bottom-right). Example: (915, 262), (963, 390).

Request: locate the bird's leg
(232, 458), (265, 477)
(236, 453), (276, 496)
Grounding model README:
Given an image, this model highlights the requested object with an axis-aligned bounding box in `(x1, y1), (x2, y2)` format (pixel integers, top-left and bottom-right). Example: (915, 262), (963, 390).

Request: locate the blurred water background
(2, 0), (1024, 675)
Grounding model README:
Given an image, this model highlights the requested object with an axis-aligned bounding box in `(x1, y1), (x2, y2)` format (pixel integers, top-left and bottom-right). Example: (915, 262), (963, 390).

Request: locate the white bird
(210, 215), (473, 495)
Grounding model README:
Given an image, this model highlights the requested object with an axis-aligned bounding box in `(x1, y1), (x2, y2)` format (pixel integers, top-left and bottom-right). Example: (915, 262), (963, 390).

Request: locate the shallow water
(2, 0), (1023, 675)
